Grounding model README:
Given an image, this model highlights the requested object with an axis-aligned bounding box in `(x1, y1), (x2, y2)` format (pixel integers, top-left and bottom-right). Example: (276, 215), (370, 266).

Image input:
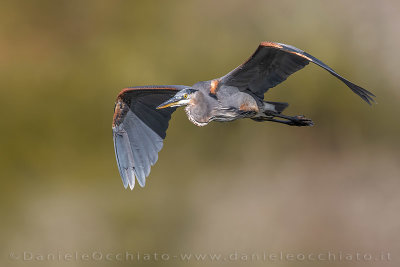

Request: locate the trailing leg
(252, 113), (314, 126)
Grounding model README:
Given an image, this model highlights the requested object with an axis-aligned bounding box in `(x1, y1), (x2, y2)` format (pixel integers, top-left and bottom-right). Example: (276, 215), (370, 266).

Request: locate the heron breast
(184, 106), (210, 127)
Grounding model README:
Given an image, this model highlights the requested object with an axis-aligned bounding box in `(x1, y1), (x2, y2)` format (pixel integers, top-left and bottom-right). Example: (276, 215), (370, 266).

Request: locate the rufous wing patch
(260, 42), (283, 49)
(290, 51), (312, 61)
(112, 98), (128, 127)
(239, 102), (259, 112)
(117, 86), (180, 98)
(112, 100), (122, 127)
(210, 79), (220, 95)
(260, 42), (312, 61)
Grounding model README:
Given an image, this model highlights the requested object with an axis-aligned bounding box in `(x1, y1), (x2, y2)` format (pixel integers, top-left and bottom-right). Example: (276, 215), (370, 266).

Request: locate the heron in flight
(112, 42), (375, 189)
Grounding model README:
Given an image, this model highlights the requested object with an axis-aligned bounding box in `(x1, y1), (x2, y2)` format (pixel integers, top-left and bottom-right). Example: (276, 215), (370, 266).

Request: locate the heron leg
(252, 113), (313, 126)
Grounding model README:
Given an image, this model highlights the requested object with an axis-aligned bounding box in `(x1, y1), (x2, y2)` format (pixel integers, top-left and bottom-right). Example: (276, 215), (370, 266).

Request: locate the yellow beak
(156, 97), (180, 109)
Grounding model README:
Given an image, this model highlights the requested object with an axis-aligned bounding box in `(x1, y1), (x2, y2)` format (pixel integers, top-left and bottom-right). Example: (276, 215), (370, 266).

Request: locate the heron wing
(219, 42), (375, 104)
(112, 85), (187, 189)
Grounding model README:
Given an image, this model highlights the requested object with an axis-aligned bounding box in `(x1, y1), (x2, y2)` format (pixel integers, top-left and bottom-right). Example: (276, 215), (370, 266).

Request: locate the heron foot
(291, 115), (314, 126)
(274, 113), (314, 127)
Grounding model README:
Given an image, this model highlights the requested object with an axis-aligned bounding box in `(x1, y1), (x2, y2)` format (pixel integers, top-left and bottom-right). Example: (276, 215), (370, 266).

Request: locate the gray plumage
(112, 42), (375, 189)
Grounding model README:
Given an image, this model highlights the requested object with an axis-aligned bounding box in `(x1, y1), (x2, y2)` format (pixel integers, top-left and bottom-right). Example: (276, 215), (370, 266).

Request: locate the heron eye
(183, 93), (188, 99)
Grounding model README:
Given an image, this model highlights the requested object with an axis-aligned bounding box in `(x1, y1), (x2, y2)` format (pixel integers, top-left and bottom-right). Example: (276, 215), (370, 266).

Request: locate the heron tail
(264, 101), (289, 114)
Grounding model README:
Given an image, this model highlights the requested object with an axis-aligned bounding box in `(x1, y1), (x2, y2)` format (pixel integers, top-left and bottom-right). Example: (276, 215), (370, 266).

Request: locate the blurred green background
(1, 0), (399, 266)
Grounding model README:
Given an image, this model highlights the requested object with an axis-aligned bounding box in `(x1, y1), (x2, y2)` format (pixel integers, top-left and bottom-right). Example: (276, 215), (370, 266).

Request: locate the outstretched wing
(112, 85), (187, 189)
(219, 42), (375, 104)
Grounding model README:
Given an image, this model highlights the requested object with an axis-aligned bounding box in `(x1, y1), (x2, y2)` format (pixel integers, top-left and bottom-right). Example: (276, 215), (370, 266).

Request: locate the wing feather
(219, 42), (375, 104)
(112, 85), (186, 189)
(113, 128), (135, 189)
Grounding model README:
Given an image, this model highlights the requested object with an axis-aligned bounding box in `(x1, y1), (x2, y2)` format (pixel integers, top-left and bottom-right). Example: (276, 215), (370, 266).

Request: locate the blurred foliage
(1, 1), (400, 267)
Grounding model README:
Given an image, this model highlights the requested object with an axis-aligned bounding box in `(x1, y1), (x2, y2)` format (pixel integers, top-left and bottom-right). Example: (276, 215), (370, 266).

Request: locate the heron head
(156, 88), (198, 109)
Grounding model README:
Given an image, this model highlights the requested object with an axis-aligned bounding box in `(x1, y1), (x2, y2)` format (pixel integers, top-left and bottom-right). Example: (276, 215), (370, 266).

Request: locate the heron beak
(156, 96), (181, 109)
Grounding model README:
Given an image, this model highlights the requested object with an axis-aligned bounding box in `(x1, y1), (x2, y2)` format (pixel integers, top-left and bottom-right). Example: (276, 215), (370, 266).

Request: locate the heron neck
(184, 92), (211, 126)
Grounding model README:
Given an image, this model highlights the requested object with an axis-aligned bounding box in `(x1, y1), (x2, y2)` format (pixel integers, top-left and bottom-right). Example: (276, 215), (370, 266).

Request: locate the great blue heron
(112, 41), (375, 189)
